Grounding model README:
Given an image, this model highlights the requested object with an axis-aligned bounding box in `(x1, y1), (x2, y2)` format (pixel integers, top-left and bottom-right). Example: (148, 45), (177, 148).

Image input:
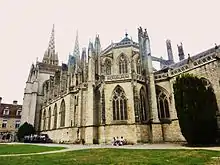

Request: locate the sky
(0, 0), (220, 104)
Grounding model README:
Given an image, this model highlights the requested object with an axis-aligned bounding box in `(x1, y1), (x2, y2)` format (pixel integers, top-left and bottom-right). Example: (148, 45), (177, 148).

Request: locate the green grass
(0, 148), (220, 165)
(0, 144), (66, 155)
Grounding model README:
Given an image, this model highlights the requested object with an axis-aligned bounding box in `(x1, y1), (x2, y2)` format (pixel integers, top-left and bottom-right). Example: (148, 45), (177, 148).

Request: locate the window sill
(111, 120), (128, 125)
(159, 118), (172, 124)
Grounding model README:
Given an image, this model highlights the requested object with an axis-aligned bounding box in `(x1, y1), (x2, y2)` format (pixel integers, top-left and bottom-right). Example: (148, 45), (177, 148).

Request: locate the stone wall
(42, 127), (79, 143)
(162, 120), (185, 142)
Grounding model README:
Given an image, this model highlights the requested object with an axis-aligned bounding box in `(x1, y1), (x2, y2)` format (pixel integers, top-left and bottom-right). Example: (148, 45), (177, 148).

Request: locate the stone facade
(22, 26), (220, 144)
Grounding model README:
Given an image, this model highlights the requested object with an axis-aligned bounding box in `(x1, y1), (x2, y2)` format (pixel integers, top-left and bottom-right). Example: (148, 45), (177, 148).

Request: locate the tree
(173, 74), (218, 145)
(17, 122), (35, 141)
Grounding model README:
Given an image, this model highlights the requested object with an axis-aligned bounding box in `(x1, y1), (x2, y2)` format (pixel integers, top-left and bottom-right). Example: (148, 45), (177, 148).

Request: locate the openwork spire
(42, 24), (59, 65)
(73, 30), (80, 58)
(48, 24), (55, 53)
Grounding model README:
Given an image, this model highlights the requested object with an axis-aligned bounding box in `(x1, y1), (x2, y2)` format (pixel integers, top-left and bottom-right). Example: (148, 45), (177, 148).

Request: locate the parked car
(23, 134), (53, 143)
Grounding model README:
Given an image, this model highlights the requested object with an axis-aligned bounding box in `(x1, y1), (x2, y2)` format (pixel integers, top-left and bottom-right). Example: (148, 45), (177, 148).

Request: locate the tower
(166, 39), (174, 63)
(177, 42), (185, 61)
(21, 25), (60, 130)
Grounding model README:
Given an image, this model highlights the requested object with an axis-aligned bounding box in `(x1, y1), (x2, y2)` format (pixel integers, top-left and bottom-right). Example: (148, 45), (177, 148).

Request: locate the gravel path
(0, 142), (220, 157)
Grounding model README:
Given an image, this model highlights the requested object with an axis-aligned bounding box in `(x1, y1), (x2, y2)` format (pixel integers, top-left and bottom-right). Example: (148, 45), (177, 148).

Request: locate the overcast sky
(0, 0), (220, 104)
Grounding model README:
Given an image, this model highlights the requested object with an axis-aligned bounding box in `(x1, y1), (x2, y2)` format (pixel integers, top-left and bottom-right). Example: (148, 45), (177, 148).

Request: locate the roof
(0, 103), (22, 118)
(101, 34), (139, 55)
(37, 62), (61, 73)
(120, 33), (132, 43)
(169, 46), (218, 69)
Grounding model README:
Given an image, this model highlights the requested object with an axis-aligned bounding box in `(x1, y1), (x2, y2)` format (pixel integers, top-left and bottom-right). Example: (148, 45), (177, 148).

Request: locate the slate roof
(120, 35), (131, 43)
(169, 46), (218, 69)
(0, 102), (22, 118)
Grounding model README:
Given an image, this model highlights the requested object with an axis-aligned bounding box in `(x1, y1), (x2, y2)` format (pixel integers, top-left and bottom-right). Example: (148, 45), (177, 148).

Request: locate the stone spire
(94, 35), (101, 55)
(72, 31), (80, 74)
(94, 35), (101, 75)
(88, 41), (94, 57)
(73, 30), (80, 60)
(166, 39), (174, 63)
(42, 24), (59, 65)
(177, 42), (185, 61)
(48, 24), (55, 54)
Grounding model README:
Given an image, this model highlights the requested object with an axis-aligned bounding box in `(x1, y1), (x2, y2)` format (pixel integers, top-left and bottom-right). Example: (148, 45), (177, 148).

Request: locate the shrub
(173, 74), (218, 145)
(17, 122), (36, 141)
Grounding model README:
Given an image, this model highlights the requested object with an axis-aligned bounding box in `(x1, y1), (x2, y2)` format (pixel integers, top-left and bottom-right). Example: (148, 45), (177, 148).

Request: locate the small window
(15, 120), (20, 129)
(3, 109), (9, 116)
(16, 110), (22, 116)
(2, 120), (7, 128)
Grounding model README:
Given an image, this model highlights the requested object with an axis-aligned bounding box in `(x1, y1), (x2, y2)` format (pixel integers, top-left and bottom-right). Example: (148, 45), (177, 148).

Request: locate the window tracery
(60, 100), (65, 127)
(140, 87), (147, 121)
(156, 87), (170, 120)
(119, 54), (128, 74)
(53, 104), (57, 129)
(48, 107), (51, 130)
(104, 59), (111, 75)
(112, 86), (128, 120)
(136, 59), (141, 74)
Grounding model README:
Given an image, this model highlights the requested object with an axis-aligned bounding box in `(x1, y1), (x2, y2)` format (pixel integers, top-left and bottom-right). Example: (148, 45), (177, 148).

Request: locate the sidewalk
(0, 142), (220, 157)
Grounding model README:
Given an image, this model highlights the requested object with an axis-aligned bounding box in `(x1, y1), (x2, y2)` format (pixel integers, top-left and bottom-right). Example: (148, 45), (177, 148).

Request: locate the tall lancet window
(136, 59), (141, 74)
(43, 110), (46, 131)
(48, 107), (51, 130)
(53, 104), (57, 129)
(104, 59), (111, 75)
(156, 87), (170, 120)
(140, 87), (147, 121)
(112, 86), (128, 120)
(119, 54), (128, 74)
(60, 99), (66, 127)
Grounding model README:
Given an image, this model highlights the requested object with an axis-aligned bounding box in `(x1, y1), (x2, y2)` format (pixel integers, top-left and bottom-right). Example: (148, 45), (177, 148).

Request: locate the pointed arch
(53, 103), (57, 129)
(200, 77), (212, 89)
(156, 86), (170, 120)
(112, 85), (128, 120)
(43, 109), (46, 131)
(48, 107), (51, 130)
(104, 59), (111, 75)
(140, 87), (148, 121)
(136, 58), (141, 74)
(118, 53), (128, 74)
(60, 99), (66, 127)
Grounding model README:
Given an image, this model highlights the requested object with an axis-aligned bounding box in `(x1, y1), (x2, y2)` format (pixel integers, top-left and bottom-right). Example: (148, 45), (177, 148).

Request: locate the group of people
(112, 136), (127, 146)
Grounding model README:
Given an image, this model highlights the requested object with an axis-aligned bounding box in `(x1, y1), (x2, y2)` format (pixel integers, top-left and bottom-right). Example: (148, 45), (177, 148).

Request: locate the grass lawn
(0, 144), (66, 155)
(0, 148), (220, 165)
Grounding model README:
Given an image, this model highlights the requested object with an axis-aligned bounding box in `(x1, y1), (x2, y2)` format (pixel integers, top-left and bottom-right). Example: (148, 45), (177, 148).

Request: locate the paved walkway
(1, 142), (220, 157)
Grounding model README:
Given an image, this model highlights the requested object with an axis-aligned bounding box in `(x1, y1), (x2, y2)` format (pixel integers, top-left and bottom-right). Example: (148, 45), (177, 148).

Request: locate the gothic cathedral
(21, 25), (220, 144)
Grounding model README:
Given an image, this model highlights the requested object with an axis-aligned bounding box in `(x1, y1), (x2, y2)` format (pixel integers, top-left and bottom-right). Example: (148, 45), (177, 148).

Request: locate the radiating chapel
(21, 25), (220, 144)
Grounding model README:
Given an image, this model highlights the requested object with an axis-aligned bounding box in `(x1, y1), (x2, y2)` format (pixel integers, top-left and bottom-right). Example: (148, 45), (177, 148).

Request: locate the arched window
(201, 77), (211, 89)
(140, 87), (147, 121)
(53, 104), (57, 129)
(48, 107), (51, 130)
(43, 110), (46, 131)
(60, 100), (66, 127)
(112, 86), (128, 120)
(119, 54), (128, 74)
(156, 87), (170, 120)
(104, 59), (111, 75)
(136, 59), (141, 74)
